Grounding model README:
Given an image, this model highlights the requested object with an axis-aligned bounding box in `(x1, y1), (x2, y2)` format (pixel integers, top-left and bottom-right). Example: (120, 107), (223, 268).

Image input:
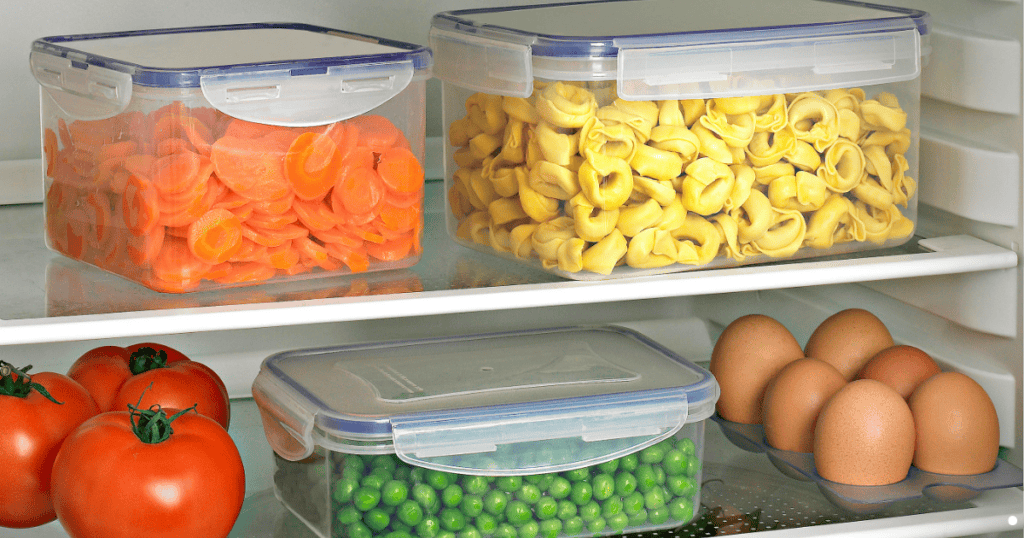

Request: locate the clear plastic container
(31, 23), (432, 293)
(251, 326), (719, 538)
(430, 0), (930, 280)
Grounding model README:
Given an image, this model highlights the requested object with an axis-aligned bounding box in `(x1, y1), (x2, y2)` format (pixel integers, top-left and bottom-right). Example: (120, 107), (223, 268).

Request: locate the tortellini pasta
(447, 81), (917, 276)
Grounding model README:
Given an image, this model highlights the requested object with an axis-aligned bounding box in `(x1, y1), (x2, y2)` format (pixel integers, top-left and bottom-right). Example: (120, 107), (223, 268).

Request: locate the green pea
(484, 489), (509, 516)
(397, 499), (424, 526)
(578, 501), (600, 522)
(563, 468), (589, 482)
(570, 481), (592, 506)
(518, 521), (539, 538)
(494, 523), (518, 538)
(385, 531), (413, 538)
(654, 466), (666, 485)
(413, 483), (441, 514)
(362, 473), (386, 490)
(392, 521), (412, 533)
(393, 466), (411, 482)
(461, 494), (484, 518)
(667, 475), (696, 497)
(622, 491), (645, 516)
(614, 472), (637, 497)
(640, 444), (665, 464)
(443, 485), (464, 508)
(372, 454), (398, 472)
(437, 531), (457, 538)
(677, 437), (696, 456)
(348, 522), (372, 538)
(353, 487), (381, 511)
(535, 497), (558, 520)
(410, 467), (426, 484)
(516, 484), (541, 504)
(428, 470), (454, 490)
(556, 500), (576, 520)
(586, 516), (606, 534)
(497, 476), (523, 492)
(534, 473), (554, 492)
(475, 513), (499, 535)
(460, 525), (482, 538)
(619, 453), (639, 472)
(644, 486), (666, 510)
(547, 476), (571, 500)
(662, 449), (686, 476)
(539, 518), (562, 538)
(505, 500), (532, 526)
(648, 506), (669, 525)
(364, 508), (391, 532)
(417, 516), (441, 538)
(628, 508), (648, 527)
(463, 475), (490, 496)
(336, 505), (361, 526)
(685, 457), (702, 477)
(601, 496), (623, 518)
(383, 480), (410, 506)
(333, 476), (360, 504)
(668, 497), (694, 523)
(441, 508), (467, 532)
(597, 459), (619, 474)
(592, 473), (615, 501)
(607, 511), (629, 532)
(635, 465), (658, 493)
(563, 516), (584, 536)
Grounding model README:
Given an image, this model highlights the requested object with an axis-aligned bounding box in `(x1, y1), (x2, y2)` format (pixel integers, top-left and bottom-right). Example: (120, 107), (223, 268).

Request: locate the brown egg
(710, 314), (804, 424)
(763, 358), (847, 453)
(858, 345), (941, 400)
(805, 308), (894, 381)
(814, 379), (915, 485)
(909, 372), (1000, 475)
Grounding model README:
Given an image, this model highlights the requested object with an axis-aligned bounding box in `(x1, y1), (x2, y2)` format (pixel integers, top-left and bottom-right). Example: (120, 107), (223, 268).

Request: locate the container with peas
(252, 326), (719, 538)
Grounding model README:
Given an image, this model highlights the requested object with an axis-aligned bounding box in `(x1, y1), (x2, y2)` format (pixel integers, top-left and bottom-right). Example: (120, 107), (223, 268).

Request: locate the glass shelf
(0, 182), (1017, 346)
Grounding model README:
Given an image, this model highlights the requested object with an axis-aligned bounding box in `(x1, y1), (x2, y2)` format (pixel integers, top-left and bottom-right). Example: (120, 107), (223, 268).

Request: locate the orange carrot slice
(44, 128), (59, 177)
(98, 140), (138, 163)
(285, 132), (341, 201)
(211, 135), (291, 201)
(334, 165), (385, 216)
(122, 174), (161, 235)
(152, 151), (209, 195)
(187, 208), (243, 265)
(377, 146), (425, 195)
(294, 236), (339, 270)
(325, 242), (370, 273)
(151, 236), (212, 284)
(348, 115), (407, 152)
(214, 262), (276, 285)
(229, 238), (268, 263)
(378, 201), (420, 234)
(127, 223), (165, 265)
(366, 233), (414, 262)
(293, 198), (341, 231)
(266, 242), (301, 270)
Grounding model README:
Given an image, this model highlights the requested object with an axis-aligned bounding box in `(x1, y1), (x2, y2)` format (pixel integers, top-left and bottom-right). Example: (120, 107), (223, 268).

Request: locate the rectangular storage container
(251, 326), (719, 538)
(31, 23), (432, 293)
(430, 0), (930, 280)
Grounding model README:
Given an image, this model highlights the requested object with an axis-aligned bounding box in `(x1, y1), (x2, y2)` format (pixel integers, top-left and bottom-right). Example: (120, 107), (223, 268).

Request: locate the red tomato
(0, 363), (98, 528)
(67, 343), (231, 428)
(51, 405), (245, 538)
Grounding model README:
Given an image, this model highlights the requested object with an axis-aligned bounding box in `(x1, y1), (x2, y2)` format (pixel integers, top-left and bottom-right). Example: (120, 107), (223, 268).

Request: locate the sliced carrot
(211, 135), (291, 201)
(292, 198), (341, 231)
(83, 192), (114, 250)
(348, 225), (386, 244)
(246, 209), (299, 231)
(311, 226), (364, 249)
(122, 174), (161, 235)
(126, 223), (165, 265)
(179, 115), (213, 156)
(377, 146), (425, 194)
(266, 241), (301, 270)
(248, 190), (295, 216)
(145, 275), (204, 294)
(98, 140), (138, 163)
(44, 128), (59, 177)
(164, 224), (191, 238)
(229, 238), (268, 263)
(61, 208), (90, 260)
(378, 201), (420, 234)
(223, 118), (287, 139)
(187, 208), (243, 265)
(323, 121), (360, 163)
(325, 242), (369, 273)
(334, 165), (385, 216)
(121, 154), (156, 178)
(152, 151), (208, 195)
(366, 233), (414, 262)
(151, 236), (212, 284)
(285, 132), (341, 201)
(214, 262), (276, 285)
(294, 236), (339, 270)
(348, 115), (407, 152)
(58, 118), (73, 148)
(212, 188), (250, 211)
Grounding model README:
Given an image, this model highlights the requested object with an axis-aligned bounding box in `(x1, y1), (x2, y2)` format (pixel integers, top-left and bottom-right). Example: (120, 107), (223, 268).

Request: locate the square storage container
(31, 23), (432, 293)
(430, 0), (930, 280)
(251, 326), (719, 538)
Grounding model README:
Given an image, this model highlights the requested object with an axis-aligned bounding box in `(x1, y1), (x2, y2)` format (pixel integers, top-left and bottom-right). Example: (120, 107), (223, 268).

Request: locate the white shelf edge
(0, 234), (1016, 346)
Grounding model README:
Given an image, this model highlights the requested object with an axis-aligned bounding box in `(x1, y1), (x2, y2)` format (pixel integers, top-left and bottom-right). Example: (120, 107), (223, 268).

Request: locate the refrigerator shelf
(0, 181), (1017, 346)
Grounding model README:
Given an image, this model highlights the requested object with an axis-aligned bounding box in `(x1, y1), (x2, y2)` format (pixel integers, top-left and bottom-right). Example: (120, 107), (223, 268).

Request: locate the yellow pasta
(711, 96), (762, 115)
(710, 212), (746, 262)
(750, 208), (807, 258)
(860, 94), (907, 132)
(851, 174), (894, 210)
(484, 159), (520, 198)
(655, 197), (688, 231)
(626, 228), (678, 268)
(630, 144), (684, 182)
(854, 201), (914, 244)
(700, 102), (756, 148)
(785, 139), (822, 172)
(582, 229), (628, 275)
(557, 237), (587, 273)
(734, 189), (774, 243)
(466, 92), (508, 136)
(502, 95), (542, 124)
(516, 167), (560, 222)
(469, 132), (503, 161)
(863, 144), (893, 190)
(649, 124), (700, 165)
(598, 99), (660, 142)
(632, 175), (677, 206)
(509, 223), (539, 259)
(657, 100), (686, 126)
(453, 146), (483, 169)
(804, 194), (858, 249)
(580, 117), (638, 161)
(535, 81), (598, 128)
(891, 154), (916, 208)
(861, 127), (911, 159)
(691, 122), (734, 164)
(753, 94), (788, 133)
(671, 213), (721, 266)
(819, 138), (866, 193)
(488, 196), (529, 227)
(456, 210), (492, 245)
(449, 116), (483, 148)
(499, 119), (528, 164)
(534, 121), (580, 166)
(724, 163), (756, 211)
(528, 160), (580, 200)
(531, 216), (577, 263)
(468, 167), (499, 210)
(617, 198), (664, 237)
(680, 99), (706, 127)
(680, 157), (736, 215)
(836, 109), (861, 141)
(569, 192), (619, 242)
(752, 162), (797, 186)
(489, 223), (513, 253)
(788, 93), (840, 152)
(746, 126), (796, 167)
(767, 171), (829, 212)
(578, 152), (634, 210)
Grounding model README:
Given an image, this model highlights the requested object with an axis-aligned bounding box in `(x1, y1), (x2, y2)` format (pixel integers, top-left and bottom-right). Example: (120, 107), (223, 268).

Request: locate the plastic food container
(31, 23), (432, 293)
(251, 326), (719, 538)
(430, 0), (930, 280)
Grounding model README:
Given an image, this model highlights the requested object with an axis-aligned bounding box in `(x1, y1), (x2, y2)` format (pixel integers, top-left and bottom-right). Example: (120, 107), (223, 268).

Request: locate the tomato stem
(0, 360), (62, 404)
(128, 388), (197, 444)
(128, 347), (169, 375)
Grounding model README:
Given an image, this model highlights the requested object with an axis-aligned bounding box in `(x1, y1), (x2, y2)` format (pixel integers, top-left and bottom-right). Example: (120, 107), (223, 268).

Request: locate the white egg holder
(711, 414), (1024, 514)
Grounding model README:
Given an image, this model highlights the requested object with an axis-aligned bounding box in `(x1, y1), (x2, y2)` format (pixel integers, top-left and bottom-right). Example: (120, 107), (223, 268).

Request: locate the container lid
(30, 23), (432, 125)
(429, 0), (929, 100)
(251, 326), (718, 476)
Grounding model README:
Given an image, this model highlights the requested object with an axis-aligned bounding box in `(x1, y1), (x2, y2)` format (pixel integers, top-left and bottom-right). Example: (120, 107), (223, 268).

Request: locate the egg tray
(711, 414), (1024, 514)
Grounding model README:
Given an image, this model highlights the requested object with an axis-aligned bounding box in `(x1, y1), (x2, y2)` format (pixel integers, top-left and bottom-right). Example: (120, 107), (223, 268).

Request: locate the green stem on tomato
(128, 347), (169, 375)
(128, 387), (197, 444)
(0, 360), (62, 404)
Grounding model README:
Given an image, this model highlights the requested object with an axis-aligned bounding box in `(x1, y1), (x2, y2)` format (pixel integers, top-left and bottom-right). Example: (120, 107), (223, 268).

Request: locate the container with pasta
(430, 0), (930, 280)
(30, 24), (431, 293)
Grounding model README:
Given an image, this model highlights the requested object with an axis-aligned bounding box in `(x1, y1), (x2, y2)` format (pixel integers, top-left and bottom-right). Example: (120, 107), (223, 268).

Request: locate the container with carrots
(31, 23), (432, 293)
